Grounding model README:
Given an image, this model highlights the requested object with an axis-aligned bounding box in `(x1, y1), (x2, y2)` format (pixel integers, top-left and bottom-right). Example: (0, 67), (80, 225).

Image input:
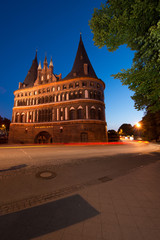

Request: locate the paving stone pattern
(1, 160), (160, 239)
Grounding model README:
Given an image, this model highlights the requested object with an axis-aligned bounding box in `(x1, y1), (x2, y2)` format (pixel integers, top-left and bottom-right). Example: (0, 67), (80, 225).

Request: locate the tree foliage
(0, 115), (11, 131)
(118, 123), (133, 136)
(141, 111), (160, 141)
(89, 0), (160, 112)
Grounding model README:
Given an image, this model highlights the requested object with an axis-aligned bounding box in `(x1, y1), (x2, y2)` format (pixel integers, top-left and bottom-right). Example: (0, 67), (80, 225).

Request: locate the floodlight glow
(136, 122), (141, 128)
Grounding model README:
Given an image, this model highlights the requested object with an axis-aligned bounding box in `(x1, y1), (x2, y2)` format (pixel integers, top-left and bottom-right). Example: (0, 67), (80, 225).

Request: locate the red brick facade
(9, 37), (107, 143)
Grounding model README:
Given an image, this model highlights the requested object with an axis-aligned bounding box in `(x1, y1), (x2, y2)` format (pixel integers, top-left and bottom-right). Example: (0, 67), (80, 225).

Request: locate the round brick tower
(9, 36), (107, 143)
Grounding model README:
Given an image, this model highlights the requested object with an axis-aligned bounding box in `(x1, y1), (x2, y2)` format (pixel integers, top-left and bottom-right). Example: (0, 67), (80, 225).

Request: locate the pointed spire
(80, 32), (82, 41)
(44, 55), (48, 65)
(23, 52), (38, 87)
(49, 57), (54, 68)
(38, 61), (42, 70)
(63, 35), (98, 80)
(35, 49), (38, 60)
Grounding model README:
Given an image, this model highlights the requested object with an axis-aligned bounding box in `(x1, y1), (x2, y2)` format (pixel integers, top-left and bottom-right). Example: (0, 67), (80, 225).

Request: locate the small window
(73, 72), (77, 77)
(98, 109), (102, 120)
(90, 108), (96, 119)
(97, 83), (100, 89)
(90, 91), (94, 99)
(47, 88), (50, 92)
(38, 89), (42, 94)
(41, 76), (44, 81)
(47, 74), (49, 79)
(69, 109), (76, 120)
(90, 82), (94, 87)
(21, 93), (23, 97)
(69, 83), (73, 89)
(79, 90), (83, 98)
(84, 64), (88, 75)
(25, 92), (27, 96)
(82, 81), (87, 87)
(77, 108), (83, 119)
(57, 86), (61, 91)
(63, 85), (67, 89)
(29, 92), (32, 96)
(34, 90), (37, 95)
(75, 82), (79, 88)
(52, 87), (55, 92)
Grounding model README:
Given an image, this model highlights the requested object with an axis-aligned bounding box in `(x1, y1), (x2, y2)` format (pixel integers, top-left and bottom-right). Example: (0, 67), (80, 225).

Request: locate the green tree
(118, 123), (133, 136)
(89, 0), (160, 112)
(0, 115), (11, 131)
(141, 111), (160, 141)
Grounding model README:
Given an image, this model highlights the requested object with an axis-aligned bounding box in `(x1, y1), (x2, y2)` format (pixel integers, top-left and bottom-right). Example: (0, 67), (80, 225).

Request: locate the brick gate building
(9, 36), (107, 143)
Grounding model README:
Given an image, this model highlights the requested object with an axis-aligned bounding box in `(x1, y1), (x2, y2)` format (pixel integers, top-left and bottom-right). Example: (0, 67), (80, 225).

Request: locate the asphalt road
(0, 141), (160, 206)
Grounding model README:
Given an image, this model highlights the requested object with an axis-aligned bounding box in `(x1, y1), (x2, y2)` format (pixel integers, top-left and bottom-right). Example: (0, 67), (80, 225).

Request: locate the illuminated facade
(9, 36), (107, 143)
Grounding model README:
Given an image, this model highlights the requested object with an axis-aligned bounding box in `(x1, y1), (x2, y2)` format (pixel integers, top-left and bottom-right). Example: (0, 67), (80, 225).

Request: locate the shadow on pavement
(0, 194), (99, 240)
(0, 164), (27, 172)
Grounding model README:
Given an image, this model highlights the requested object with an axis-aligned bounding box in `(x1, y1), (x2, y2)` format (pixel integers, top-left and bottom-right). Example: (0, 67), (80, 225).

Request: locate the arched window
(75, 82), (79, 88)
(90, 82), (94, 87)
(69, 83), (73, 89)
(15, 113), (19, 123)
(77, 108), (83, 119)
(49, 95), (53, 102)
(79, 90), (83, 98)
(41, 109), (45, 122)
(69, 108), (76, 120)
(38, 110), (42, 122)
(69, 92), (75, 100)
(41, 97), (44, 104)
(48, 109), (52, 122)
(82, 81), (87, 87)
(97, 91), (101, 100)
(94, 91), (97, 99)
(98, 109), (102, 120)
(44, 109), (48, 122)
(45, 96), (48, 103)
(90, 107), (96, 119)
(20, 113), (25, 123)
(97, 83), (100, 89)
(90, 91), (94, 99)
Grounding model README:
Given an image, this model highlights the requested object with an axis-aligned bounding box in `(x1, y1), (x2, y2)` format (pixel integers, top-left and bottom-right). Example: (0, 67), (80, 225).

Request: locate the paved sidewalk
(33, 160), (160, 240)
(1, 159), (160, 240)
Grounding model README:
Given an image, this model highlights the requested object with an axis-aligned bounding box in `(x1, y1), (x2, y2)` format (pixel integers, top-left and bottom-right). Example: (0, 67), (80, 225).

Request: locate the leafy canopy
(118, 123), (133, 136)
(89, 0), (160, 112)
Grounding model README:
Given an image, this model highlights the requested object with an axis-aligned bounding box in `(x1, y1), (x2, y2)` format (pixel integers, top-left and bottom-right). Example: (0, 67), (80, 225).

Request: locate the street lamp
(136, 122), (141, 128)
(135, 122), (141, 140)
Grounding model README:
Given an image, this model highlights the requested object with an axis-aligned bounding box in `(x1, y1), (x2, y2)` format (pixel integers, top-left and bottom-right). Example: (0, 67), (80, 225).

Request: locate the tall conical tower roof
(63, 35), (98, 80)
(23, 52), (38, 87)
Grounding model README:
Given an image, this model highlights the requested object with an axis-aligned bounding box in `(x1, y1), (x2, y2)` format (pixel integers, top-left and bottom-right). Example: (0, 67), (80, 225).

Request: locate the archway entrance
(35, 131), (52, 144)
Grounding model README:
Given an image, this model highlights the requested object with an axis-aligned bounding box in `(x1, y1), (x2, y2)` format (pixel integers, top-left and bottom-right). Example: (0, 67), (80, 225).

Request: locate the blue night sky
(0, 0), (144, 131)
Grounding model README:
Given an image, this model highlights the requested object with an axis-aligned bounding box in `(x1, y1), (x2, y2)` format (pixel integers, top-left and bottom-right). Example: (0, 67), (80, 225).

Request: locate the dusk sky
(0, 0), (144, 131)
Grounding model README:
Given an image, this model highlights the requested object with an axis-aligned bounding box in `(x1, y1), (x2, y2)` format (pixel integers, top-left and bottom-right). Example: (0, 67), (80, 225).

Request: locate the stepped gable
(63, 35), (98, 80)
(23, 52), (38, 87)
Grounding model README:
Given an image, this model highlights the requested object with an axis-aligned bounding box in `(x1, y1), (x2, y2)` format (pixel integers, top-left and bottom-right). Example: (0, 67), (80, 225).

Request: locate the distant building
(9, 36), (107, 143)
